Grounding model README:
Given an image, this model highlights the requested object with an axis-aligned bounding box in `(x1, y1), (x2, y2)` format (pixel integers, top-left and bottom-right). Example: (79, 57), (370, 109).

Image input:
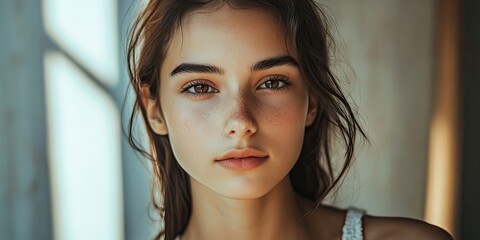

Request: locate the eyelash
(258, 76), (292, 91)
(180, 76), (292, 97)
(180, 80), (219, 98)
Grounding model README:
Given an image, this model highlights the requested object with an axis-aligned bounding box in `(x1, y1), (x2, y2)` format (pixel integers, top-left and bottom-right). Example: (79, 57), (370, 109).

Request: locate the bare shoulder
(364, 215), (454, 240)
(299, 200), (453, 240)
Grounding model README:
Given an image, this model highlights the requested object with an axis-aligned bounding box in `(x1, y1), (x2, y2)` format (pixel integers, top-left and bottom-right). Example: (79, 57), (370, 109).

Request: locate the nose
(224, 94), (258, 138)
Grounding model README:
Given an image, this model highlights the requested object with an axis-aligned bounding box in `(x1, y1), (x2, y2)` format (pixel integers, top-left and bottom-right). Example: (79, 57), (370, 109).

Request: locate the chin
(213, 179), (275, 200)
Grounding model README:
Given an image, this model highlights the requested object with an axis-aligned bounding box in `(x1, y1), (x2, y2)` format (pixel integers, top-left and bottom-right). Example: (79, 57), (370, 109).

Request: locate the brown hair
(126, 0), (367, 239)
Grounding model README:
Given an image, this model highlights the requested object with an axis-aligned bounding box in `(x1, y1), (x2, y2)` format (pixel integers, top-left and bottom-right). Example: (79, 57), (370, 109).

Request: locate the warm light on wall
(425, 0), (459, 237)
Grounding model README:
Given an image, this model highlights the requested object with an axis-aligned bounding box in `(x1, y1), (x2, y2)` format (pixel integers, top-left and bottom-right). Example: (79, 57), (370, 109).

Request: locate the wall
(459, 0), (480, 238)
(0, 0), (52, 239)
(320, 0), (436, 220)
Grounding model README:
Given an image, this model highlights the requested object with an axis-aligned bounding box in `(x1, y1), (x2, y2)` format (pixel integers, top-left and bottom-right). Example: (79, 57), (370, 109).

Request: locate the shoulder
(299, 200), (453, 240)
(364, 215), (454, 240)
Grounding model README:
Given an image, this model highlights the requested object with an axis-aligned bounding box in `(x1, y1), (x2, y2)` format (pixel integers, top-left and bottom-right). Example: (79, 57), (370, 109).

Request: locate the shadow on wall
(1, 0), (155, 239)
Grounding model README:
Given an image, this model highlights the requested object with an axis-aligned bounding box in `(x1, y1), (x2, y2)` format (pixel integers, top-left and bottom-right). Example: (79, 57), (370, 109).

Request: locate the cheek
(164, 102), (217, 166)
(262, 96), (308, 137)
(260, 96), (308, 158)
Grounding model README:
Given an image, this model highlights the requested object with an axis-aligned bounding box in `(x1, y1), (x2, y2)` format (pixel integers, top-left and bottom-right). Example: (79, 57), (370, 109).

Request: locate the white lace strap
(342, 207), (366, 240)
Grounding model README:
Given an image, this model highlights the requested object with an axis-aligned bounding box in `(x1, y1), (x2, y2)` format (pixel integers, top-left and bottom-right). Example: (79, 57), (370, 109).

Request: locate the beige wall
(320, 1), (436, 220)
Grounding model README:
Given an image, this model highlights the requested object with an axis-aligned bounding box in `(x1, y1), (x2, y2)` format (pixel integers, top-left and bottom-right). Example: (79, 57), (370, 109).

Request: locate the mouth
(215, 148), (269, 171)
(216, 157), (268, 171)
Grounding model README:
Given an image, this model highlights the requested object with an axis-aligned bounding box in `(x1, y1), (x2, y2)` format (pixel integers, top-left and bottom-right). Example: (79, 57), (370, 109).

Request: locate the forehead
(161, 6), (296, 73)
(184, 5), (281, 33)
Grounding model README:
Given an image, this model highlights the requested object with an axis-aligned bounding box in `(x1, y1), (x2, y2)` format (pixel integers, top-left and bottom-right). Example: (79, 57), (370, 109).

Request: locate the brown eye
(258, 77), (291, 90)
(193, 84), (210, 93)
(264, 80), (280, 88)
(182, 81), (219, 96)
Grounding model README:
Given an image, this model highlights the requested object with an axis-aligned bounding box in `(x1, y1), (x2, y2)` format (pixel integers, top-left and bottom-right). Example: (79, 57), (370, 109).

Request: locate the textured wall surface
(0, 0), (53, 239)
(319, 1), (436, 220)
(0, 0), (155, 239)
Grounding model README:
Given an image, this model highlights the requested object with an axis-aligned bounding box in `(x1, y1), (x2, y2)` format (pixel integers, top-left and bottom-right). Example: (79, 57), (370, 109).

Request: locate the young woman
(126, 0), (453, 239)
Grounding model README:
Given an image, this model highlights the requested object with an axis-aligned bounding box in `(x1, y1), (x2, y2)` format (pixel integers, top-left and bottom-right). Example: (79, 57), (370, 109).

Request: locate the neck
(181, 177), (311, 240)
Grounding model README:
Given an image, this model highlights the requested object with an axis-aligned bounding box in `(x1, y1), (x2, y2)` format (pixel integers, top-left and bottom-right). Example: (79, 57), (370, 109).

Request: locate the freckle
(231, 95), (252, 120)
(266, 108), (284, 130)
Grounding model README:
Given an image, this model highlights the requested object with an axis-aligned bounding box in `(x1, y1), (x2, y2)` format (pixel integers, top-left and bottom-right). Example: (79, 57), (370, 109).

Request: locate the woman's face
(150, 6), (317, 199)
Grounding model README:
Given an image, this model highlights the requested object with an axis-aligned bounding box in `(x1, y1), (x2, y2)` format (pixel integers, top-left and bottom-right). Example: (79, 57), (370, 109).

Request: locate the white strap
(342, 207), (365, 240)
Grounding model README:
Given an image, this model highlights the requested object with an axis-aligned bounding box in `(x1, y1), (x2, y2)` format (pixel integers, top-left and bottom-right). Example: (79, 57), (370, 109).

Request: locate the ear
(305, 95), (318, 127)
(141, 87), (168, 135)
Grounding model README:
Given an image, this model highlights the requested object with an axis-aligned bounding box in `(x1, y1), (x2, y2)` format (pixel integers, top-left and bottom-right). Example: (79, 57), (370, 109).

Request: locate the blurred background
(0, 0), (478, 239)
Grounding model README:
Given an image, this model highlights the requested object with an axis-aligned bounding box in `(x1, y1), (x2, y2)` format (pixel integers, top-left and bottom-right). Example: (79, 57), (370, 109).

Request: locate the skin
(144, 5), (454, 240)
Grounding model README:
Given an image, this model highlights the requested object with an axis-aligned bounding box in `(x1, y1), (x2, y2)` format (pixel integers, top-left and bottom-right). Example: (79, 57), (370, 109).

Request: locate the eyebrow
(170, 64), (223, 76)
(170, 55), (298, 77)
(251, 55), (298, 71)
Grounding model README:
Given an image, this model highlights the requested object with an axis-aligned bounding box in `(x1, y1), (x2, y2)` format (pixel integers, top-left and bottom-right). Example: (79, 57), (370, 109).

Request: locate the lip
(216, 148), (268, 161)
(216, 148), (268, 171)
